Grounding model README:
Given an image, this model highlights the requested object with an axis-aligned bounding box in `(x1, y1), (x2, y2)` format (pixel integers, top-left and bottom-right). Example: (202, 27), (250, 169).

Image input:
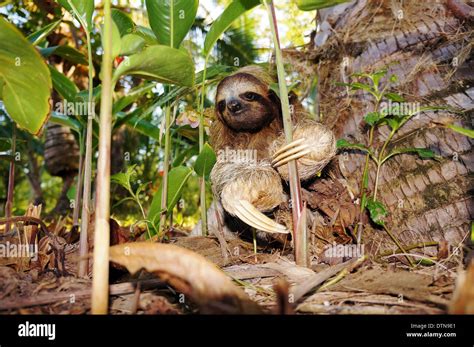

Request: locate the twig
(319, 255), (367, 291)
(376, 241), (438, 260)
(0, 279), (165, 311)
(291, 259), (357, 302)
(383, 225), (415, 267)
(0, 216), (51, 238)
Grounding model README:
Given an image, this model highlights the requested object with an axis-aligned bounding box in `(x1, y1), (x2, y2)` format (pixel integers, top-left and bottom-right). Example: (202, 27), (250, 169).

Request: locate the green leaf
(119, 34), (145, 56)
(50, 111), (83, 133)
(148, 166), (193, 227)
(111, 165), (136, 194)
(146, 0), (199, 49)
(57, 0), (94, 30)
(350, 82), (374, 93)
(102, 21), (121, 59)
(389, 74), (398, 83)
(135, 26), (159, 45)
(0, 18), (52, 135)
(112, 45), (195, 87)
(446, 124), (474, 138)
(364, 112), (382, 126)
(173, 144), (199, 167)
(385, 92), (404, 102)
(371, 69), (387, 88)
(152, 64), (236, 109)
(112, 9), (135, 36)
(48, 65), (79, 101)
(383, 147), (436, 164)
(40, 45), (88, 65)
(203, 0), (260, 58)
(296, 0), (350, 11)
(0, 136), (10, 151)
(336, 139), (369, 152)
(67, 185), (76, 201)
(112, 82), (154, 114)
(76, 85), (101, 104)
(194, 143), (216, 178)
(366, 199), (388, 226)
(27, 20), (61, 46)
(384, 116), (402, 131)
(123, 114), (161, 141)
(338, 81), (378, 98)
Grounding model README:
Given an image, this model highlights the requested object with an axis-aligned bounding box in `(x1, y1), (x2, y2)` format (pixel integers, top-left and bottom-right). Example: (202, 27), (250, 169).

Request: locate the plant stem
(383, 224), (415, 267)
(354, 124), (374, 241)
(252, 228), (257, 255)
(199, 59), (208, 236)
(72, 149), (84, 227)
(373, 130), (395, 200)
(78, 26), (95, 278)
(159, 105), (171, 239)
(158, 3), (176, 238)
(376, 241), (438, 259)
(264, 0), (306, 266)
(5, 124), (16, 233)
(373, 163), (381, 201)
(91, 0), (113, 314)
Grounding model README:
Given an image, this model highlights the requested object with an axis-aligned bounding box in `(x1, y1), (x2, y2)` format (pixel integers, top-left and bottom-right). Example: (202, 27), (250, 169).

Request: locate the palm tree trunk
(311, 0), (473, 249)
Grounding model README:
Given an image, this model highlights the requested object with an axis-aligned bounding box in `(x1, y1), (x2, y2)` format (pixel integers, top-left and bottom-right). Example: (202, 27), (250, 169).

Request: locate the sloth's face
(215, 73), (280, 132)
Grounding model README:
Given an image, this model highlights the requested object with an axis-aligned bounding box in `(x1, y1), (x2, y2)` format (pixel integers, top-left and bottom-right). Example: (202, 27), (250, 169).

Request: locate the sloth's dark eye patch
(218, 100), (226, 113)
(242, 92), (260, 102)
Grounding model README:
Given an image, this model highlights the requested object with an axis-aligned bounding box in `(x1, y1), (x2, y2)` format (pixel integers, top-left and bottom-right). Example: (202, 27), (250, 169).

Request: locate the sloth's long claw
(272, 141), (311, 168)
(234, 200), (289, 234)
(272, 138), (306, 158)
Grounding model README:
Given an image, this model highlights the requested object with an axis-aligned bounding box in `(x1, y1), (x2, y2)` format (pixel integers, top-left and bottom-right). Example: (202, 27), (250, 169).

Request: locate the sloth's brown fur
(209, 65), (337, 236)
(210, 65), (308, 163)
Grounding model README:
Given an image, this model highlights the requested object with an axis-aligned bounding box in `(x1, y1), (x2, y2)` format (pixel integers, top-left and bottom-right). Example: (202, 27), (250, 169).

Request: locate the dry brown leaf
(109, 242), (263, 314)
(450, 260), (474, 314)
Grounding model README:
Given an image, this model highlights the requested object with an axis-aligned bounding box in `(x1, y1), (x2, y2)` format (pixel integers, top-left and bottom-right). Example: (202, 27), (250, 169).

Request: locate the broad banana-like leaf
(146, 0), (199, 48)
(112, 45), (194, 87)
(203, 0), (260, 58)
(296, 0), (351, 11)
(0, 18), (52, 135)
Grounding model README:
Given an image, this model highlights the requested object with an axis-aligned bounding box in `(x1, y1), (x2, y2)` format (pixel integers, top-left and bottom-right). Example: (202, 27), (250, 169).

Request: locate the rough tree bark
(310, 0), (473, 251)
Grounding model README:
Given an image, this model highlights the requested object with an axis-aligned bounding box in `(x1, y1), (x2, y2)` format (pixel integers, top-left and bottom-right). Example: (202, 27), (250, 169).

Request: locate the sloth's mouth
(230, 108), (246, 117)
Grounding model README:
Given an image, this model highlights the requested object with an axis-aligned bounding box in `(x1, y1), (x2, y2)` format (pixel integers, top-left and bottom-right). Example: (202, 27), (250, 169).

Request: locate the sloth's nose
(227, 99), (242, 113)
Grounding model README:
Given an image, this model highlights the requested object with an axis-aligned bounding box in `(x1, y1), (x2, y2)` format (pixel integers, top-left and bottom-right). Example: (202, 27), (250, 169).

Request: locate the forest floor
(0, 227), (465, 315)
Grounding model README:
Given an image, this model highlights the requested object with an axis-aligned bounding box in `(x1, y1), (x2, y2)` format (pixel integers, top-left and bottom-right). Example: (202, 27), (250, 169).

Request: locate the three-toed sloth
(209, 65), (336, 240)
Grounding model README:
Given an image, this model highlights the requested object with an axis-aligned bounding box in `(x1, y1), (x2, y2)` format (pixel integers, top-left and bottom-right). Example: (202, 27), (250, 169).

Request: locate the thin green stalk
(158, 3), (175, 239)
(373, 129), (395, 200)
(383, 225), (414, 267)
(198, 58), (208, 236)
(263, 0), (306, 266)
(5, 124), (16, 233)
(91, 0), (113, 314)
(159, 105), (171, 238)
(373, 163), (381, 201)
(76, 11), (95, 278)
(354, 124), (374, 241)
(72, 145), (84, 227)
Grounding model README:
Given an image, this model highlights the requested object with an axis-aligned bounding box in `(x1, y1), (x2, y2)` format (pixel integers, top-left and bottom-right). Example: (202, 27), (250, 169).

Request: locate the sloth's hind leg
(211, 162), (288, 234)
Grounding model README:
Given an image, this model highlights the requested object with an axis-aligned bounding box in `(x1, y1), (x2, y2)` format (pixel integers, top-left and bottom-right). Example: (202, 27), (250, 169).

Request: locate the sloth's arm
(210, 160), (288, 234)
(270, 120), (337, 181)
